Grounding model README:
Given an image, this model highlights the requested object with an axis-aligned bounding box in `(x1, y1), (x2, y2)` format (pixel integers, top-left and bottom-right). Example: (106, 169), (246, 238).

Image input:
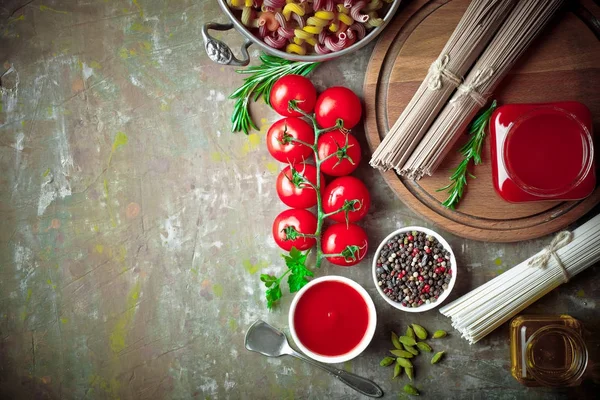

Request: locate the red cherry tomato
(266, 117), (314, 163)
(270, 75), (317, 117)
(322, 223), (368, 266)
(322, 176), (370, 223)
(276, 163), (325, 208)
(317, 130), (362, 176)
(315, 87), (362, 129)
(272, 209), (317, 251)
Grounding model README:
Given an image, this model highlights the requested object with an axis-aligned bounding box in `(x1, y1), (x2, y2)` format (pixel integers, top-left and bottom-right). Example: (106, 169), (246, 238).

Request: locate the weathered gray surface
(0, 1), (598, 399)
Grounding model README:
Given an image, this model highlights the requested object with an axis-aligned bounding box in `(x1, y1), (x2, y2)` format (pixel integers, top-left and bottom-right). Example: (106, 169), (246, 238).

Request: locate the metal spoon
(245, 320), (383, 398)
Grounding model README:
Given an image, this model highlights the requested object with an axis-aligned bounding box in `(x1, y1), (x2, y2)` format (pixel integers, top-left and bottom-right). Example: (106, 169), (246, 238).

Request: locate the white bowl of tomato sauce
(289, 276), (377, 364)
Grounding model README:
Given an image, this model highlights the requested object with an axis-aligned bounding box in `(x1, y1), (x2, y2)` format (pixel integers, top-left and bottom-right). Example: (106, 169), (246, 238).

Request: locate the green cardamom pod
(399, 335), (417, 347)
(433, 330), (447, 339)
(416, 342), (432, 352)
(412, 324), (428, 340)
(393, 362), (402, 379)
(390, 349), (414, 358)
(406, 325), (415, 339)
(405, 366), (414, 381)
(403, 344), (419, 355)
(431, 351), (445, 364)
(391, 331), (402, 350)
(379, 356), (395, 367)
(403, 384), (419, 396)
(395, 357), (413, 369)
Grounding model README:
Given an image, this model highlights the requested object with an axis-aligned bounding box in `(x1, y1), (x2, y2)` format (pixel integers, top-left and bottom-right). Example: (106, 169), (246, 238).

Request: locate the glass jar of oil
(510, 315), (588, 387)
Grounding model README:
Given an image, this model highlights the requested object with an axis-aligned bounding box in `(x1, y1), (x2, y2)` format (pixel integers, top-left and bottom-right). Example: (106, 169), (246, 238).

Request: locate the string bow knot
(427, 55), (462, 91)
(528, 231), (573, 283)
(450, 68), (494, 106)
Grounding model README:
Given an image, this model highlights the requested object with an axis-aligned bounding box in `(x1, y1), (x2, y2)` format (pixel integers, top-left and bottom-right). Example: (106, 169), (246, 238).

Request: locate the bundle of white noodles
(370, 0), (516, 171)
(400, 0), (565, 178)
(440, 213), (600, 344)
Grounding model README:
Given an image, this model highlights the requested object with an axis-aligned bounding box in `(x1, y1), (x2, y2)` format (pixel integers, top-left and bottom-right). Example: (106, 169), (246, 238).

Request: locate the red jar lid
(490, 102), (596, 203)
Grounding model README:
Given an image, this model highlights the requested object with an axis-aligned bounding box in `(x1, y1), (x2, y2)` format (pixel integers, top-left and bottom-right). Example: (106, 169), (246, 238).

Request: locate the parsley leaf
(260, 273), (278, 287)
(284, 247), (314, 293)
(288, 272), (310, 293)
(266, 284), (282, 310)
(282, 247), (309, 273)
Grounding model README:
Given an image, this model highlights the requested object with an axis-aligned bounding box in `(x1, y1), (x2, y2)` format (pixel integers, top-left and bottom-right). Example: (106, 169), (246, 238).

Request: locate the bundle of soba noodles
(370, 0), (516, 171)
(401, 0), (565, 178)
(440, 213), (600, 344)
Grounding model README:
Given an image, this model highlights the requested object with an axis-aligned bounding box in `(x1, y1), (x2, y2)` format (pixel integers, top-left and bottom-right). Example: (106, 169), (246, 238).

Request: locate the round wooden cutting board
(364, 0), (600, 242)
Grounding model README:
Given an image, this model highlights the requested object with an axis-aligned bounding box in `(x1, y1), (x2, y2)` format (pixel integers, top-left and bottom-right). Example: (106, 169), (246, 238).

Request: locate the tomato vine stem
(261, 101), (363, 309)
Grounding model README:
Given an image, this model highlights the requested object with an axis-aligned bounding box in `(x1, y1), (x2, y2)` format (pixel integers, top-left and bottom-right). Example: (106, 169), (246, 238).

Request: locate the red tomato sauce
(294, 281), (369, 356)
(490, 102), (595, 202)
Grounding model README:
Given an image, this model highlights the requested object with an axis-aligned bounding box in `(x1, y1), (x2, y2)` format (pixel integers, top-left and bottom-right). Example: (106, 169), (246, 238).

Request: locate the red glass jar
(490, 102), (595, 203)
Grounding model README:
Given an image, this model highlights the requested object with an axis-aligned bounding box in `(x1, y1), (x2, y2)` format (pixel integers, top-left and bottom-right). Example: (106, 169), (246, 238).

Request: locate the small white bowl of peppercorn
(372, 226), (457, 312)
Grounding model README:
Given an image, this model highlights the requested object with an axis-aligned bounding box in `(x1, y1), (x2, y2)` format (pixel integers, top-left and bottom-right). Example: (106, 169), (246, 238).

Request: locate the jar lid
(526, 324), (588, 387)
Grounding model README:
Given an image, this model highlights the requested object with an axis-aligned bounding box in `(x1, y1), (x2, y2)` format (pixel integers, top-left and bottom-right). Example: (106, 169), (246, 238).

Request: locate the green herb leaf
(260, 274), (277, 287)
(266, 284), (282, 310)
(437, 100), (497, 209)
(287, 272), (309, 293)
(229, 54), (320, 134)
(284, 247), (314, 293)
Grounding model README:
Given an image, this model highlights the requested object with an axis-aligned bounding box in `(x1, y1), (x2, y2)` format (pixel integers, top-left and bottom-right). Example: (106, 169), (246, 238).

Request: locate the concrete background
(0, 1), (598, 399)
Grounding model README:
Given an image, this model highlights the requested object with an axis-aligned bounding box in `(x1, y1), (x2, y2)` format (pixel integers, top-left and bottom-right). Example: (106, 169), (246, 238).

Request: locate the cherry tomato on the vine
(270, 75), (317, 117)
(276, 163), (325, 209)
(322, 176), (370, 223)
(272, 209), (317, 251)
(321, 223), (368, 266)
(317, 130), (362, 176)
(266, 117), (314, 163)
(315, 87), (362, 129)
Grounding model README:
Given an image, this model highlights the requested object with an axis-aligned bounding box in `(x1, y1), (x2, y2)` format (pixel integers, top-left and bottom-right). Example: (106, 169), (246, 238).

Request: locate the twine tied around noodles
(427, 55), (462, 90)
(528, 231), (573, 283)
(450, 67), (494, 106)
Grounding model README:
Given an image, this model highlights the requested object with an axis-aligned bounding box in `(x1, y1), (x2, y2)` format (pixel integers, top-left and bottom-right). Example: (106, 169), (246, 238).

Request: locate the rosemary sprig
(437, 100), (498, 209)
(229, 54), (320, 134)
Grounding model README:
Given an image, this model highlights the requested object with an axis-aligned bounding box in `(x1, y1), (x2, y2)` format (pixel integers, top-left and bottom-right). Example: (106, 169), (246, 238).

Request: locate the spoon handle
(287, 350), (383, 398)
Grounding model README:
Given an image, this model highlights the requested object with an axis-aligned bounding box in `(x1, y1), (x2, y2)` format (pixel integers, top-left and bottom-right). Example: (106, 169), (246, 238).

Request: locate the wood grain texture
(364, 0), (600, 242)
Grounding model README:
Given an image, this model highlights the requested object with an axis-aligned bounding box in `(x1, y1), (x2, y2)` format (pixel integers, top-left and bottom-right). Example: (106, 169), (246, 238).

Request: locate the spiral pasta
(282, 2), (305, 19)
(263, 0), (285, 8)
(286, 43), (307, 55)
(365, 11), (383, 27)
(227, 0), (392, 55)
(350, 1), (369, 23)
(258, 11), (280, 30)
(241, 7), (255, 26)
(264, 34), (288, 48)
(366, 0), (382, 12)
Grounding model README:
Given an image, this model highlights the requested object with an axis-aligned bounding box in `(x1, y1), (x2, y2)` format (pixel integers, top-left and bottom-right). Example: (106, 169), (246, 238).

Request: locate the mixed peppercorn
(375, 230), (452, 308)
